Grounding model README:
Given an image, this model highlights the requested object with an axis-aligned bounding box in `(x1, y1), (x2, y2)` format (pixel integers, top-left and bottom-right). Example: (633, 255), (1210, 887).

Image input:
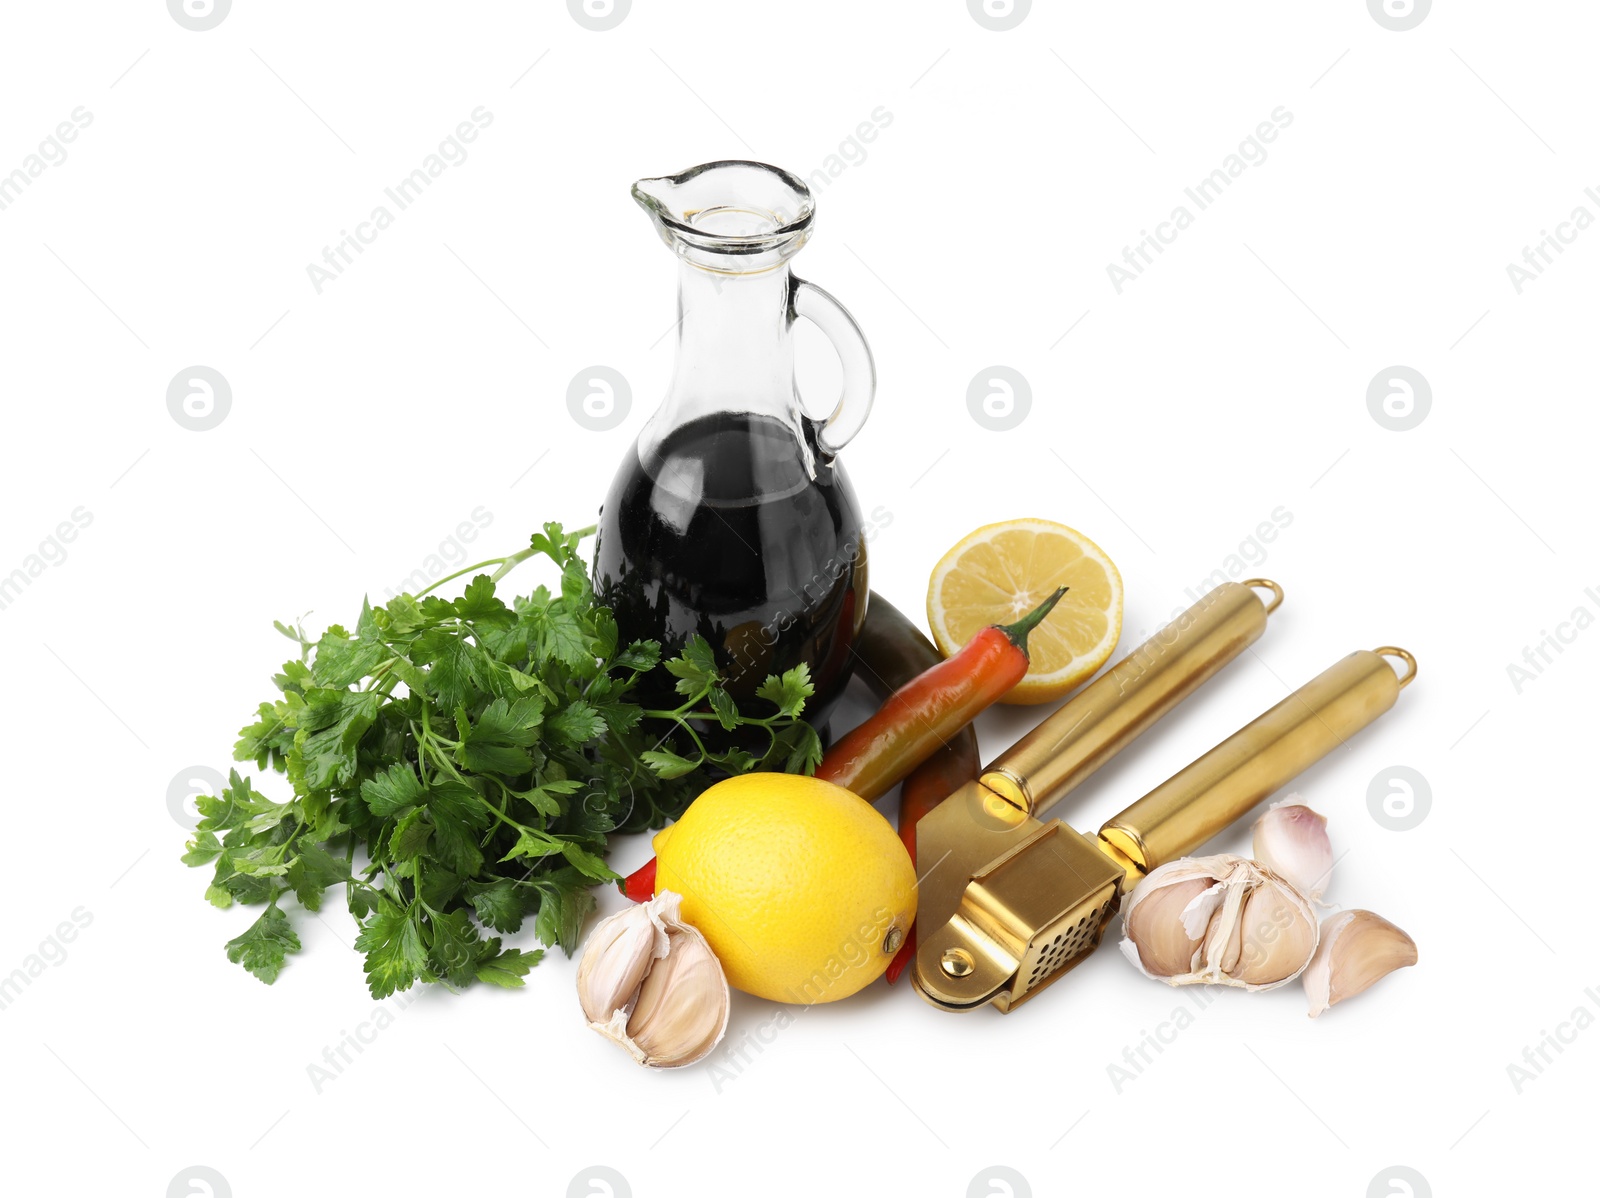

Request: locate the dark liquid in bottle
(593, 411), (867, 728)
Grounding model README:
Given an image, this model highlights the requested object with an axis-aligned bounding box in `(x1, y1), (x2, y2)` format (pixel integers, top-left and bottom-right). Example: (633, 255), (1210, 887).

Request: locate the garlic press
(910, 580), (1416, 1013)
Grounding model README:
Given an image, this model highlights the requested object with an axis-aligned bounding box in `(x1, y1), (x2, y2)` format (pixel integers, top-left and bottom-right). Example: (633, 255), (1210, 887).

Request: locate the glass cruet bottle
(592, 160), (876, 728)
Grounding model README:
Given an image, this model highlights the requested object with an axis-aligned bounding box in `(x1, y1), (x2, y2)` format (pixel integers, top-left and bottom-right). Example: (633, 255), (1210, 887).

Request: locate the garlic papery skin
(576, 890), (730, 1068)
(1252, 798), (1333, 901)
(1303, 909), (1417, 1018)
(1120, 854), (1319, 992)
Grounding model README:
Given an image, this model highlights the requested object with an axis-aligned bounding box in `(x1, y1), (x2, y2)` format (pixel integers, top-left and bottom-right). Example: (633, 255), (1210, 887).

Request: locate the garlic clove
(1123, 874), (1215, 978)
(576, 889), (730, 1068)
(1252, 798), (1333, 901)
(575, 891), (675, 1023)
(625, 929), (730, 1067)
(1229, 876), (1319, 987)
(1303, 909), (1417, 1018)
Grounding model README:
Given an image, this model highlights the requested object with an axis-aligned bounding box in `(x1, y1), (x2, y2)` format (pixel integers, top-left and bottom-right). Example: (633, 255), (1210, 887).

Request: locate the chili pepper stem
(997, 586), (1068, 652)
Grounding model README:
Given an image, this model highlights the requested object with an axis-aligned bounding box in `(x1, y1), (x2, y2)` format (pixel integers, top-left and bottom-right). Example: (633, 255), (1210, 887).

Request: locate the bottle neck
(643, 261), (800, 458)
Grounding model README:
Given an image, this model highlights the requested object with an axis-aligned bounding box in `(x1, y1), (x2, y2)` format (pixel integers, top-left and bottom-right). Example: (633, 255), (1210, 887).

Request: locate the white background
(1, 2), (1595, 1195)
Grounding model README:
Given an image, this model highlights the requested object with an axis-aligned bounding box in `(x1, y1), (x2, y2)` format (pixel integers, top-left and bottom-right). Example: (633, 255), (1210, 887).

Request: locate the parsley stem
(416, 557), (513, 597)
(415, 525), (602, 596)
(487, 549), (534, 585)
(488, 525), (598, 585)
(482, 803), (538, 839)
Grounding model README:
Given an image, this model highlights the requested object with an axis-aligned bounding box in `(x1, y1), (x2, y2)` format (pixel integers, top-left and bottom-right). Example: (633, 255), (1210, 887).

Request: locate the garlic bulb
(576, 891), (730, 1068)
(1252, 798), (1333, 900)
(1120, 854), (1318, 991)
(1303, 909), (1417, 1018)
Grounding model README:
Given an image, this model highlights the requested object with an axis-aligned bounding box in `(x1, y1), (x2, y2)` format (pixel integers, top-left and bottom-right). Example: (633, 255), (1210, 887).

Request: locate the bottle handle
(791, 278), (875, 456)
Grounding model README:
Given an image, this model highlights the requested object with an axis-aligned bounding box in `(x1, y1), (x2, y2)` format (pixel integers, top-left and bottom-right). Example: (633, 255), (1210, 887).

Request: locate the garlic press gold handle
(1097, 646), (1418, 877)
(978, 579), (1283, 816)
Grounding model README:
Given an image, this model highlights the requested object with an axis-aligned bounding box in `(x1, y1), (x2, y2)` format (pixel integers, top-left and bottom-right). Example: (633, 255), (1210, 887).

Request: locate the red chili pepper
(883, 738), (980, 984)
(847, 594), (981, 982)
(621, 856), (656, 902)
(811, 587), (1065, 802)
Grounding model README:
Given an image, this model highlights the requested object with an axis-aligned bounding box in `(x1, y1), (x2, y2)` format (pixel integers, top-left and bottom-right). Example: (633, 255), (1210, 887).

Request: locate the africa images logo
(168, 0), (231, 32)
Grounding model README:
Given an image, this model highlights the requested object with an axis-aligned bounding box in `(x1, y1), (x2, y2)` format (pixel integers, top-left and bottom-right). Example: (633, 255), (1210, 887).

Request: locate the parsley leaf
(355, 905), (429, 1000)
(293, 689), (381, 790)
(640, 748), (699, 780)
(757, 663), (815, 719)
(476, 947), (542, 988)
(225, 905), (301, 985)
(427, 908), (483, 989)
(531, 874), (595, 956)
(463, 878), (526, 933)
(362, 762), (425, 817)
(664, 634), (719, 696)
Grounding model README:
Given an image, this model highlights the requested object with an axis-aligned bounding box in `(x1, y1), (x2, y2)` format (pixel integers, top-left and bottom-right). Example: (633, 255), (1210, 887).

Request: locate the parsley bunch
(184, 523), (820, 998)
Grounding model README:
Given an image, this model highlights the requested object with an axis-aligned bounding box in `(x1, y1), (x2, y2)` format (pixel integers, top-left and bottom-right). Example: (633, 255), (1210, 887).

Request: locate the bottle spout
(632, 160), (815, 273)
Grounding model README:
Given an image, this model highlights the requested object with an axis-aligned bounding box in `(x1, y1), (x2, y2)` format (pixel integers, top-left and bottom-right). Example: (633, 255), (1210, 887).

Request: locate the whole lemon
(653, 773), (916, 1004)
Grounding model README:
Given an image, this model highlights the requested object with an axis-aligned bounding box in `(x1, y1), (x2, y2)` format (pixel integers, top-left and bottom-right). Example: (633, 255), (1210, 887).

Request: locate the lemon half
(927, 518), (1123, 704)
